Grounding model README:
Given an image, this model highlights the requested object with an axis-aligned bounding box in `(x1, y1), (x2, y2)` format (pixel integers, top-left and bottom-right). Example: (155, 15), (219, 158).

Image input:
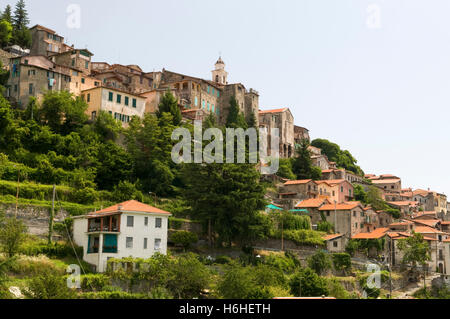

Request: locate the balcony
(87, 214), (120, 233)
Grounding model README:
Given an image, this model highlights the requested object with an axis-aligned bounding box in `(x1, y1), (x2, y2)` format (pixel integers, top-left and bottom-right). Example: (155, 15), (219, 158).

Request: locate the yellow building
(81, 86), (146, 126)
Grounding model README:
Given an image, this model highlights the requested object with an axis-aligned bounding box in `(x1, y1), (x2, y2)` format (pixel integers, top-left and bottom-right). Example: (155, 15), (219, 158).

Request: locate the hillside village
(0, 2), (450, 300)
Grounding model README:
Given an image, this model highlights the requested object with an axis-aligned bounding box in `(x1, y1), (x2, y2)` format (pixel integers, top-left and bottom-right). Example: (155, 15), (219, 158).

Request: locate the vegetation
(0, 213), (27, 257)
(397, 232), (431, 269)
(311, 138), (364, 176)
(307, 250), (332, 275)
(171, 231), (198, 251)
(292, 139), (322, 180)
(289, 267), (329, 297)
(0, 1), (30, 49)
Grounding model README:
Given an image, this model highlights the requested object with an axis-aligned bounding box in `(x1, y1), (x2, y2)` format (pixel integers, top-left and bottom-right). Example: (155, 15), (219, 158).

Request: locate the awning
(289, 209), (308, 213)
(266, 204), (283, 210)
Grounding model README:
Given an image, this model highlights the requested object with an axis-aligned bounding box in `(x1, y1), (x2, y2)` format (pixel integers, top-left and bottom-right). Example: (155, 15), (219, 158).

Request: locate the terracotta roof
(88, 200), (171, 216)
(284, 179), (313, 185)
(259, 108), (288, 114)
(319, 202), (361, 211)
(387, 201), (419, 207)
(315, 179), (348, 186)
(322, 234), (343, 241)
(352, 228), (389, 239)
(414, 226), (444, 234)
(412, 219), (440, 227)
(296, 198), (331, 208)
(371, 179), (401, 184)
(389, 220), (413, 226)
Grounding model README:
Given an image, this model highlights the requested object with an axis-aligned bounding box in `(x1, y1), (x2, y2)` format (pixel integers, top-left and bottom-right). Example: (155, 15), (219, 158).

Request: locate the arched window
(216, 75), (219, 82)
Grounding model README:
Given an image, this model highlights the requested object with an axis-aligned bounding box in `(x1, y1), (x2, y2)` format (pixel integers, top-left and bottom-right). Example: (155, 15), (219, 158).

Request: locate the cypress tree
(12, 0), (31, 48)
(156, 90), (182, 126)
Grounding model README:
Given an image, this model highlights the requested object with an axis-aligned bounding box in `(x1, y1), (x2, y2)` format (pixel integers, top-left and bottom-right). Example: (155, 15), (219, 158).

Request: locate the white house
(72, 200), (171, 273)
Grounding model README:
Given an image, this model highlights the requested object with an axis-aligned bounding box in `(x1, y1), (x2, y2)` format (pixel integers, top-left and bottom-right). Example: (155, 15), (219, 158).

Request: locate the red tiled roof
(412, 219), (440, 227)
(296, 198), (331, 208)
(414, 226), (443, 234)
(371, 179), (401, 184)
(319, 202), (361, 211)
(259, 108), (288, 114)
(88, 200), (171, 216)
(284, 179), (313, 185)
(322, 234), (343, 241)
(352, 228), (389, 239)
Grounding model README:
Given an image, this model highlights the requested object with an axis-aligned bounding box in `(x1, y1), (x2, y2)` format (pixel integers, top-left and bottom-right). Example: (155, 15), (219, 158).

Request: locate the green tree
(156, 90), (182, 126)
(1, 5), (12, 24)
(166, 253), (211, 299)
(277, 158), (296, 180)
(171, 231), (198, 251)
(0, 19), (13, 48)
(354, 184), (368, 204)
(23, 271), (76, 299)
(95, 141), (133, 191)
(112, 181), (143, 202)
(397, 232), (431, 269)
(289, 267), (329, 297)
(125, 113), (176, 195)
(307, 250), (332, 275)
(39, 91), (88, 134)
(12, 0), (31, 48)
(292, 139), (318, 180)
(0, 214), (27, 257)
(93, 110), (122, 141)
(226, 96), (247, 129)
(311, 138), (364, 176)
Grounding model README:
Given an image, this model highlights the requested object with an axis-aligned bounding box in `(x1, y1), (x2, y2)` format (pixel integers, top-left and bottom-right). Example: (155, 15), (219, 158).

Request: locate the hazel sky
(6, 0), (450, 195)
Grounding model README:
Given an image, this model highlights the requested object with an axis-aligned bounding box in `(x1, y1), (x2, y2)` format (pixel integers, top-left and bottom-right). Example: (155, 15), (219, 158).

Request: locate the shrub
(168, 217), (184, 230)
(264, 253), (297, 273)
(81, 274), (110, 292)
(332, 253), (352, 272)
(307, 250), (332, 275)
(23, 271), (76, 299)
(171, 231), (198, 250)
(214, 255), (232, 265)
(279, 229), (325, 247)
(289, 268), (329, 297)
(327, 278), (350, 299)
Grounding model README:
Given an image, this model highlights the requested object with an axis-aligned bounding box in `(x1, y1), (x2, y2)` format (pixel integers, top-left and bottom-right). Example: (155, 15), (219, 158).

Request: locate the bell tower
(212, 56), (228, 85)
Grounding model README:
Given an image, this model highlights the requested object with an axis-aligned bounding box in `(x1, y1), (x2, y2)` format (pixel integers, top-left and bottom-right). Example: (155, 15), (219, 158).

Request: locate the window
(91, 111), (96, 120)
(207, 86), (210, 94)
(360, 224), (364, 229)
(155, 218), (162, 228)
(341, 186), (344, 192)
(353, 211), (356, 217)
(127, 216), (134, 227)
(144, 217), (148, 226)
(108, 92), (113, 101)
(154, 238), (161, 250)
(117, 94), (122, 104)
(144, 238), (148, 249)
(28, 83), (33, 94)
(132, 98), (137, 108)
(349, 189), (352, 197)
(194, 96), (198, 106)
(125, 96), (129, 106)
(202, 100), (205, 109)
(333, 241), (338, 248)
(81, 78), (85, 84)
(72, 59), (75, 67)
(207, 102), (210, 111)
(326, 211), (330, 217)
(87, 93), (90, 102)
(85, 61), (89, 69)
(126, 237), (133, 248)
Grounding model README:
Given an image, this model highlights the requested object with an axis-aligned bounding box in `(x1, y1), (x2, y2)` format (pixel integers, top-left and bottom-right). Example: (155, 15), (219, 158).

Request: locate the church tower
(212, 57), (228, 85)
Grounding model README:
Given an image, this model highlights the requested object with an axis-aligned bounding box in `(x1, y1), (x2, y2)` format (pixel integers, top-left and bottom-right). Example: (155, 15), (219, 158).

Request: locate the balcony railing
(88, 226), (119, 233)
(103, 246), (118, 253)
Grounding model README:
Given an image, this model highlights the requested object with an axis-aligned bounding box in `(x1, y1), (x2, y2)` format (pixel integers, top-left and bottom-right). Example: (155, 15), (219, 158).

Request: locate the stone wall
(0, 203), (69, 237)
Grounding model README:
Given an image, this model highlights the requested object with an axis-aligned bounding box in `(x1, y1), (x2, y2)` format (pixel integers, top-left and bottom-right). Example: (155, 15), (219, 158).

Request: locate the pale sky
(5, 0), (450, 196)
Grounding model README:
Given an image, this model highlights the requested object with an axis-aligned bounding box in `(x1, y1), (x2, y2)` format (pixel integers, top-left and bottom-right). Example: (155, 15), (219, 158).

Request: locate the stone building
(50, 48), (94, 75)
(258, 108), (294, 158)
(321, 168), (363, 184)
(315, 179), (354, 203)
(294, 125), (310, 145)
(318, 201), (366, 237)
(91, 63), (154, 94)
(29, 25), (71, 56)
(6, 55), (73, 107)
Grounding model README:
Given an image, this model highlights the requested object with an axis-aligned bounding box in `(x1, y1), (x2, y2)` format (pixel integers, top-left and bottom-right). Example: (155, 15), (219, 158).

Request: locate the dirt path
(395, 274), (440, 299)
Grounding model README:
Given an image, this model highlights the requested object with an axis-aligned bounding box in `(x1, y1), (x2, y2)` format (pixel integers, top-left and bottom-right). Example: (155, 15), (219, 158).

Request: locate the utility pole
(281, 210), (284, 251)
(389, 238), (393, 298)
(15, 166), (20, 218)
(334, 200), (337, 233)
(48, 184), (56, 245)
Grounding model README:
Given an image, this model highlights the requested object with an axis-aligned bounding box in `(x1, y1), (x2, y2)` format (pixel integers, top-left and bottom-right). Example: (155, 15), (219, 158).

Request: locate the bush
(278, 229), (325, 247)
(264, 253), (297, 273)
(289, 267), (329, 297)
(81, 274), (110, 292)
(23, 271), (76, 299)
(19, 239), (83, 259)
(214, 255), (232, 265)
(307, 250), (332, 275)
(317, 221), (334, 233)
(332, 253), (352, 272)
(168, 217), (184, 230)
(327, 278), (350, 299)
(171, 231), (198, 250)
